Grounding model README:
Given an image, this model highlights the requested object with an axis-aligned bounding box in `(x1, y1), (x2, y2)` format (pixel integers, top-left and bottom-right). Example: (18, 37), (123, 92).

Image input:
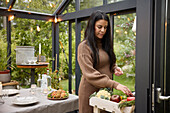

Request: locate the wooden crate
(89, 97), (134, 113)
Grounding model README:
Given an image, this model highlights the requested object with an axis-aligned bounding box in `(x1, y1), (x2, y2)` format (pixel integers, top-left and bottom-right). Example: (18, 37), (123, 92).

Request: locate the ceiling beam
(0, 0), (136, 22)
(0, 7), (54, 21)
(53, 0), (72, 16)
(58, 0), (136, 21)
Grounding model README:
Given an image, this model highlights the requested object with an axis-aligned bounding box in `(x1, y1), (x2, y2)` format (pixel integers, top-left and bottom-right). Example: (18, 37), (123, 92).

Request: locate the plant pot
(0, 70), (11, 83)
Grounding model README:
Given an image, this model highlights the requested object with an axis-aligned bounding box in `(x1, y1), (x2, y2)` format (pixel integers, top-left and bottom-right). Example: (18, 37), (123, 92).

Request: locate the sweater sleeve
(111, 64), (118, 73)
(77, 42), (119, 89)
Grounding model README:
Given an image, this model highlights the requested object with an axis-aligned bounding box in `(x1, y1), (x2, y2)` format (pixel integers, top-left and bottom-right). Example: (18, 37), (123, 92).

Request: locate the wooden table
(17, 64), (48, 84)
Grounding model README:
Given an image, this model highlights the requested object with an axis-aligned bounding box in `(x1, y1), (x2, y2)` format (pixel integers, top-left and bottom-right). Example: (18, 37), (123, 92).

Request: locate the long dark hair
(84, 10), (116, 71)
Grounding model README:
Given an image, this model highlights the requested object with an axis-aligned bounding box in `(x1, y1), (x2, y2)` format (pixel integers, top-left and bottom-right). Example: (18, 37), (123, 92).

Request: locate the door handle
(156, 88), (170, 103)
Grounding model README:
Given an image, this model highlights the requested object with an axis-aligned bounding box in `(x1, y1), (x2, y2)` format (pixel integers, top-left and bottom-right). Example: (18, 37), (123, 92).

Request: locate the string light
(124, 31), (127, 34)
(118, 16), (120, 18)
(8, 5), (12, 11)
(30, 27), (33, 32)
(6, 0), (9, 3)
(54, 15), (58, 23)
(57, 18), (61, 22)
(29, 0), (32, 2)
(49, 3), (53, 7)
(48, 19), (53, 22)
(8, 15), (14, 21)
(116, 30), (119, 33)
(36, 25), (40, 32)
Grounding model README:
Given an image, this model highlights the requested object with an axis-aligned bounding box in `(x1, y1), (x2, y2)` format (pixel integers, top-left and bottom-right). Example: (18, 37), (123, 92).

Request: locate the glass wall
(113, 13), (136, 95)
(6, 17), (53, 86)
(0, 16), (7, 72)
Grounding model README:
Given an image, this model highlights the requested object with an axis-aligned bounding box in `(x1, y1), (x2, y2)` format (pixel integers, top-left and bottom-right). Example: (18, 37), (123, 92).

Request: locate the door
(153, 0), (170, 112)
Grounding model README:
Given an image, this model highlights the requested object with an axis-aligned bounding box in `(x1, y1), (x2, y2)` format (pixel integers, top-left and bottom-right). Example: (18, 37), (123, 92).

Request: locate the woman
(77, 10), (132, 113)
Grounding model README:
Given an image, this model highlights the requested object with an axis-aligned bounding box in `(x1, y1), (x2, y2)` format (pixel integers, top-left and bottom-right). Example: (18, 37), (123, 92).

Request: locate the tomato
(127, 97), (135, 101)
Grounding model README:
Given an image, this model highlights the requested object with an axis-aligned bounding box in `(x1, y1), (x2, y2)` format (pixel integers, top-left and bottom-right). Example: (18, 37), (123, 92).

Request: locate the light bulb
(54, 17), (57, 23)
(37, 25), (40, 32)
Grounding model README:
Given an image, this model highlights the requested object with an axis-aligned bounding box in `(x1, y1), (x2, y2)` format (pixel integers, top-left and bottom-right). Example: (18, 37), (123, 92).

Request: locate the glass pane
(59, 21), (69, 84)
(59, 21), (75, 93)
(10, 17), (53, 86)
(81, 20), (87, 40)
(63, 0), (76, 14)
(0, 0), (8, 7)
(80, 0), (103, 10)
(0, 16), (7, 71)
(113, 13), (136, 95)
(108, 0), (124, 4)
(13, 0), (63, 14)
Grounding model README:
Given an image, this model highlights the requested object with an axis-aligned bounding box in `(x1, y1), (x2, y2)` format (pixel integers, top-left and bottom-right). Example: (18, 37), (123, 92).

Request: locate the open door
(153, 0), (170, 112)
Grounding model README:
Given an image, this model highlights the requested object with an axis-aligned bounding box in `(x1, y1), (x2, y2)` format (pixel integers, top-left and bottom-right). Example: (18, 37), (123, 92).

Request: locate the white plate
(12, 96), (39, 105)
(2, 89), (19, 96)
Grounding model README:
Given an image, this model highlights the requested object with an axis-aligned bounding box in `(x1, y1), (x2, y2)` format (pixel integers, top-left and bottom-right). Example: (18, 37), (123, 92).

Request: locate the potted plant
(0, 38), (11, 83)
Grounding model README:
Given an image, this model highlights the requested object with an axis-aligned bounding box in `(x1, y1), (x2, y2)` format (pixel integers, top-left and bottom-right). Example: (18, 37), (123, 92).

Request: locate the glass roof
(63, 0), (75, 14)
(0, 0), (127, 15)
(0, 0), (8, 7)
(80, 0), (103, 10)
(108, 0), (124, 4)
(0, 0), (63, 14)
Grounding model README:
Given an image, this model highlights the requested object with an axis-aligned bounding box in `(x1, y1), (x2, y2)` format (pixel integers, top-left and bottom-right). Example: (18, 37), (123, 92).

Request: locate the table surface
(0, 88), (79, 113)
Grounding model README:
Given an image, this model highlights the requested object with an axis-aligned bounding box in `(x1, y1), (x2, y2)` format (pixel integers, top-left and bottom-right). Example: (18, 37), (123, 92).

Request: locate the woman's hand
(116, 84), (132, 96)
(114, 67), (123, 76)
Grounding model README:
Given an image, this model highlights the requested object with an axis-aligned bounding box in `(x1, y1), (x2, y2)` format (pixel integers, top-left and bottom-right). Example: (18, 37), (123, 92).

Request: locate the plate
(2, 89), (19, 96)
(12, 96), (39, 105)
(47, 97), (68, 100)
(47, 90), (69, 100)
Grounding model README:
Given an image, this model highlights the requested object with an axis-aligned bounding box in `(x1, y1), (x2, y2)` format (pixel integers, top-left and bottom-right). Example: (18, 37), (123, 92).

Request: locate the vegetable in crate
(89, 88), (112, 100)
(96, 89), (111, 100)
(118, 100), (135, 108)
(118, 96), (135, 109)
(110, 95), (121, 103)
(127, 97), (135, 101)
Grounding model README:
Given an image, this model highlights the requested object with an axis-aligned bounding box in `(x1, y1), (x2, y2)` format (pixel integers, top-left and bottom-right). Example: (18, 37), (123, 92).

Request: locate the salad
(47, 89), (69, 100)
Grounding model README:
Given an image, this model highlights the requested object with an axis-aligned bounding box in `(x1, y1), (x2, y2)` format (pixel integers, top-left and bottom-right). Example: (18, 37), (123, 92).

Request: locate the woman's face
(94, 19), (108, 39)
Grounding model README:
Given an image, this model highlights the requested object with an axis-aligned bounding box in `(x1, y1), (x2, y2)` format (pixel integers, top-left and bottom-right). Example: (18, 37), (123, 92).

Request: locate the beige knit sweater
(78, 39), (119, 113)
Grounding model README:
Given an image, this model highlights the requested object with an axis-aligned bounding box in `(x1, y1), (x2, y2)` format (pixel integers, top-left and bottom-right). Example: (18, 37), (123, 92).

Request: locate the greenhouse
(0, 0), (170, 113)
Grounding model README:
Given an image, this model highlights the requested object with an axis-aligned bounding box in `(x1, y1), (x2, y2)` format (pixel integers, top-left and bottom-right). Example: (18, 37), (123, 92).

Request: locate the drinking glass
(43, 88), (48, 96)
(2, 89), (8, 99)
(31, 84), (36, 95)
(27, 57), (32, 64)
(32, 57), (37, 64)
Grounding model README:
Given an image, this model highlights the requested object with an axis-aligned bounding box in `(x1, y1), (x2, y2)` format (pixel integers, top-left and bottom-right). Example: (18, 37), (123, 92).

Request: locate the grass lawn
(60, 74), (135, 95)
(60, 78), (76, 91)
(113, 74), (135, 95)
